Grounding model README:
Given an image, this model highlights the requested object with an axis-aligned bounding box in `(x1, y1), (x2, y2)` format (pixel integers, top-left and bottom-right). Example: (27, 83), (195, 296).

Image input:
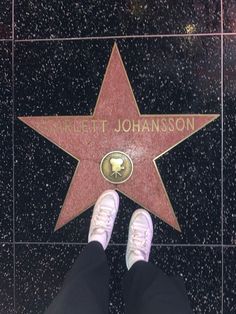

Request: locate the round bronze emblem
(100, 151), (133, 184)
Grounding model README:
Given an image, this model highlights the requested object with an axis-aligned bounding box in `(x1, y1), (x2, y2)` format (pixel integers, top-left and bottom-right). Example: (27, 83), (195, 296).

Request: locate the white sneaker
(88, 190), (119, 250)
(126, 209), (153, 270)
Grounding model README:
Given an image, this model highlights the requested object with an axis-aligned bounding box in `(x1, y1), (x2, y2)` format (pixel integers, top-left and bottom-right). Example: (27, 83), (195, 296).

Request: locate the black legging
(44, 241), (193, 314)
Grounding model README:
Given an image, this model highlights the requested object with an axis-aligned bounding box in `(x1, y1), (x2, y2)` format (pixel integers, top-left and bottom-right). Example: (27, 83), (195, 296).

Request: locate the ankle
(88, 232), (107, 250)
(88, 240), (105, 250)
(127, 251), (147, 270)
(130, 259), (147, 270)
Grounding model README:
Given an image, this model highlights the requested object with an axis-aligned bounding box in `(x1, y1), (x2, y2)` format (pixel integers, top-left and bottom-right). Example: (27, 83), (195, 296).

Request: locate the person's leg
(45, 190), (119, 314)
(123, 261), (192, 314)
(123, 209), (193, 314)
(45, 241), (109, 314)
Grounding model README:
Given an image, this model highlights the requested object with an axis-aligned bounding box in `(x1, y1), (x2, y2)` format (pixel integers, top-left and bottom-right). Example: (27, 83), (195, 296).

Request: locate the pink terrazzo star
(19, 43), (219, 232)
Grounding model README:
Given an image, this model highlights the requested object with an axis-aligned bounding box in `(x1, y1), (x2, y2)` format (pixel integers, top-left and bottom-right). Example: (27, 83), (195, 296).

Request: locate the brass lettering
(186, 117), (194, 130)
(160, 118), (167, 132)
(132, 119), (140, 132)
(114, 119), (121, 132)
(151, 119), (159, 132)
(101, 120), (107, 132)
(123, 119), (132, 132)
(141, 120), (150, 132)
(81, 120), (88, 132)
(63, 120), (71, 132)
(168, 118), (174, 131)
(91, 120), (97, 132)
(63, 117), (197, 134)
(176, 118), (184, 131)
(74, 120), (82, 133)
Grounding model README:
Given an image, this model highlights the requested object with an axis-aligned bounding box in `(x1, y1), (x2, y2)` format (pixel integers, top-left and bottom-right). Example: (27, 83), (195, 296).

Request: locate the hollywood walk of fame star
(19, 43), (219, 232)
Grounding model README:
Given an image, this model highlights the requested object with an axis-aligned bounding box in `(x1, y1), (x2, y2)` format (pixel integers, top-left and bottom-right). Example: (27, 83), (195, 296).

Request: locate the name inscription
(40, 117), (195, 134)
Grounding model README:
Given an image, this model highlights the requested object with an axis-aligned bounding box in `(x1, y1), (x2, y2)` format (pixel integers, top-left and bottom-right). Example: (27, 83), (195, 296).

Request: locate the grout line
(0, 38), (12, 42)
(1, 33), (235, 44)
(1, 241), (235, 247)
(151, 244), (224, 248)
(14, 32), (223, 43)
(223, 32), (236, 36)
(220, 0), (224, 313)
(11, 0), (16, 312)
(13, 32), (236, 43)
(9, 242), (236, 247)
(2, 34), (236, 45)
